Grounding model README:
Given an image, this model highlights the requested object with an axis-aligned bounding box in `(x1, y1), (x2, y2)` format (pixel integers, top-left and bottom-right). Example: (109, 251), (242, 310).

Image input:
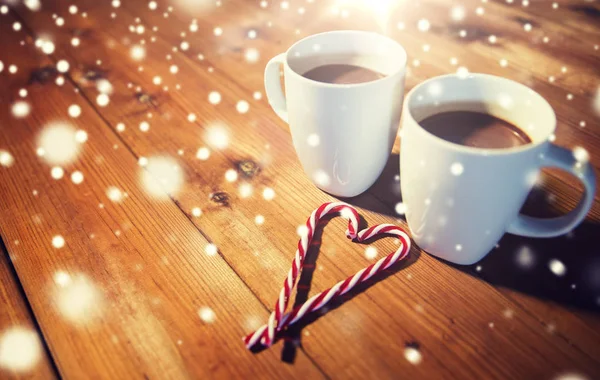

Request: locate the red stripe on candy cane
(243, 202), (411, 350)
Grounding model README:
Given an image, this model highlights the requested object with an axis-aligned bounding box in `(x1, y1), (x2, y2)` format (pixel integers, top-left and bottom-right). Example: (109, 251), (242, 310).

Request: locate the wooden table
(0, 0), (599, 378)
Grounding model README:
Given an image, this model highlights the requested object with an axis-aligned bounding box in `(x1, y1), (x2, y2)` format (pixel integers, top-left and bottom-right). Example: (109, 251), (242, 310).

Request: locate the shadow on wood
(441, 182), (600, 312)
(339, 153), (403, 218)
(350, 153), (600, 312)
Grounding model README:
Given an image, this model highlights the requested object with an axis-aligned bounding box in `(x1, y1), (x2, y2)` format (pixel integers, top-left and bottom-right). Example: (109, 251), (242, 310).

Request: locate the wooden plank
(117, 0), (600, 196)
(10, 0), (600, 379)
(0, 9), (324, 379)
(0, 241), (58, 379)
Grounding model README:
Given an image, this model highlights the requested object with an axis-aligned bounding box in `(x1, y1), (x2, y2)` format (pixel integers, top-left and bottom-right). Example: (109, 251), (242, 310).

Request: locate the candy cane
(243, 202), (411, 350)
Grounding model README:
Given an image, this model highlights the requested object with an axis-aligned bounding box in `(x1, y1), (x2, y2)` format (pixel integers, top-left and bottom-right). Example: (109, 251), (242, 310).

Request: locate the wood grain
(0, 0), (599, 379)
(0, 241), (58, 379)
(0, 9), (323, 379)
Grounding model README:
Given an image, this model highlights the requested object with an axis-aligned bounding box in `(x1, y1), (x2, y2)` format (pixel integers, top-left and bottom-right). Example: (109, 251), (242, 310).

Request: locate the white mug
(264, 30), (407, 197)
(400, 73), (596, 265)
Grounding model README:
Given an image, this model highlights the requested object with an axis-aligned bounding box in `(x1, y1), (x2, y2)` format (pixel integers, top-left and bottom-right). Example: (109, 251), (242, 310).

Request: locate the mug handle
(264, 53), (288, 123)
(507, 144), (596, 238)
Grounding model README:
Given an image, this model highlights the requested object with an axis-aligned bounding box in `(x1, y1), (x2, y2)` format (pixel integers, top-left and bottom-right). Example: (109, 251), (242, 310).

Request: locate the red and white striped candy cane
(243, 202), (411, 350)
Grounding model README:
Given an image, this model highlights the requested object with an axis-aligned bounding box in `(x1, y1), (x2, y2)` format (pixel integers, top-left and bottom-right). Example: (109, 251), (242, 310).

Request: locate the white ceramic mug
(264, 30), (407, 197)
(400, 73), (596, 265)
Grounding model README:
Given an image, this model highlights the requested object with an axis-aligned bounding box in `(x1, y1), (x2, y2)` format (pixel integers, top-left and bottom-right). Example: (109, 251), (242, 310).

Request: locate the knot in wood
(237, 160), (260, 178)
(210, 191), (230, 206)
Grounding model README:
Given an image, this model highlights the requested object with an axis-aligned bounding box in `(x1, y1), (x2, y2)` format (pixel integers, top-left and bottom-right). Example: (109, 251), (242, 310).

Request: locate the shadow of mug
(342, 152), (600, 312)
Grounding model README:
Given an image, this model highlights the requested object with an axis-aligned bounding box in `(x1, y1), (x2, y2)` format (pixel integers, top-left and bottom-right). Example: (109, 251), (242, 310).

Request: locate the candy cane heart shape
(243, 202), (412, 350)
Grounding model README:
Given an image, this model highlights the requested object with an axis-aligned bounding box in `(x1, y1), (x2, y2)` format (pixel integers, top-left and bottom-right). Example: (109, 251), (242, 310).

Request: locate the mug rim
(404, 73), (557, 156)
(283, 30), (407, 89)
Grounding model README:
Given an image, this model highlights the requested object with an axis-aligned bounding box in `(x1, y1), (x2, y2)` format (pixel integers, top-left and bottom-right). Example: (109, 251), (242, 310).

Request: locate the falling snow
(196, 147), (210, 160)
(97, 93), (110, 107)
(205, 244), (218, 256)
(365, 246), (378, 259)
(51, 166), (65, 179)
(307, 134), (320, 147)
(208, 91), (222, 105)
(225, 169), (238, 182)
(417, 19), (430, 32)
(11, 101), (31, 118)
(549, 259), (566, 276)
(106, 186), (124, 203)
(198, 306), (216, 323)
(97, 79), (114, 94)
(404, 346), (422, 365)
(450, 6), (465, 21)
(0, 328), (41, 372)
(297, 225), (309, 237)
(236, 100), (250, 114)
(68, 104), (82, 118)
(52, 235), (65, 248)
(140, 156), (184, 199)
(313, 169), (331, 187)
(205, 124), (229, 149)
(54, 274), (104, 325)
(239, 183), (253, 198)
(245, 48), (260, 63)
(0, 150), (15, 167)
(263, 187), (275, 200)
(130, 45), (146, 61)
(515, 245), (535, 269)
(450, 162), (464, 176)
(71, 171), (84, 184)
(456, 66), (469, 79)
(593, 87), (600, 117)
(139, 121), (150, 132)
(395, 203), (407, 215)
(553, 373), (590, 380)
(24, 0), (41, 11)
(572, 147), (589, 163)
(56, 60), (70, 73)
